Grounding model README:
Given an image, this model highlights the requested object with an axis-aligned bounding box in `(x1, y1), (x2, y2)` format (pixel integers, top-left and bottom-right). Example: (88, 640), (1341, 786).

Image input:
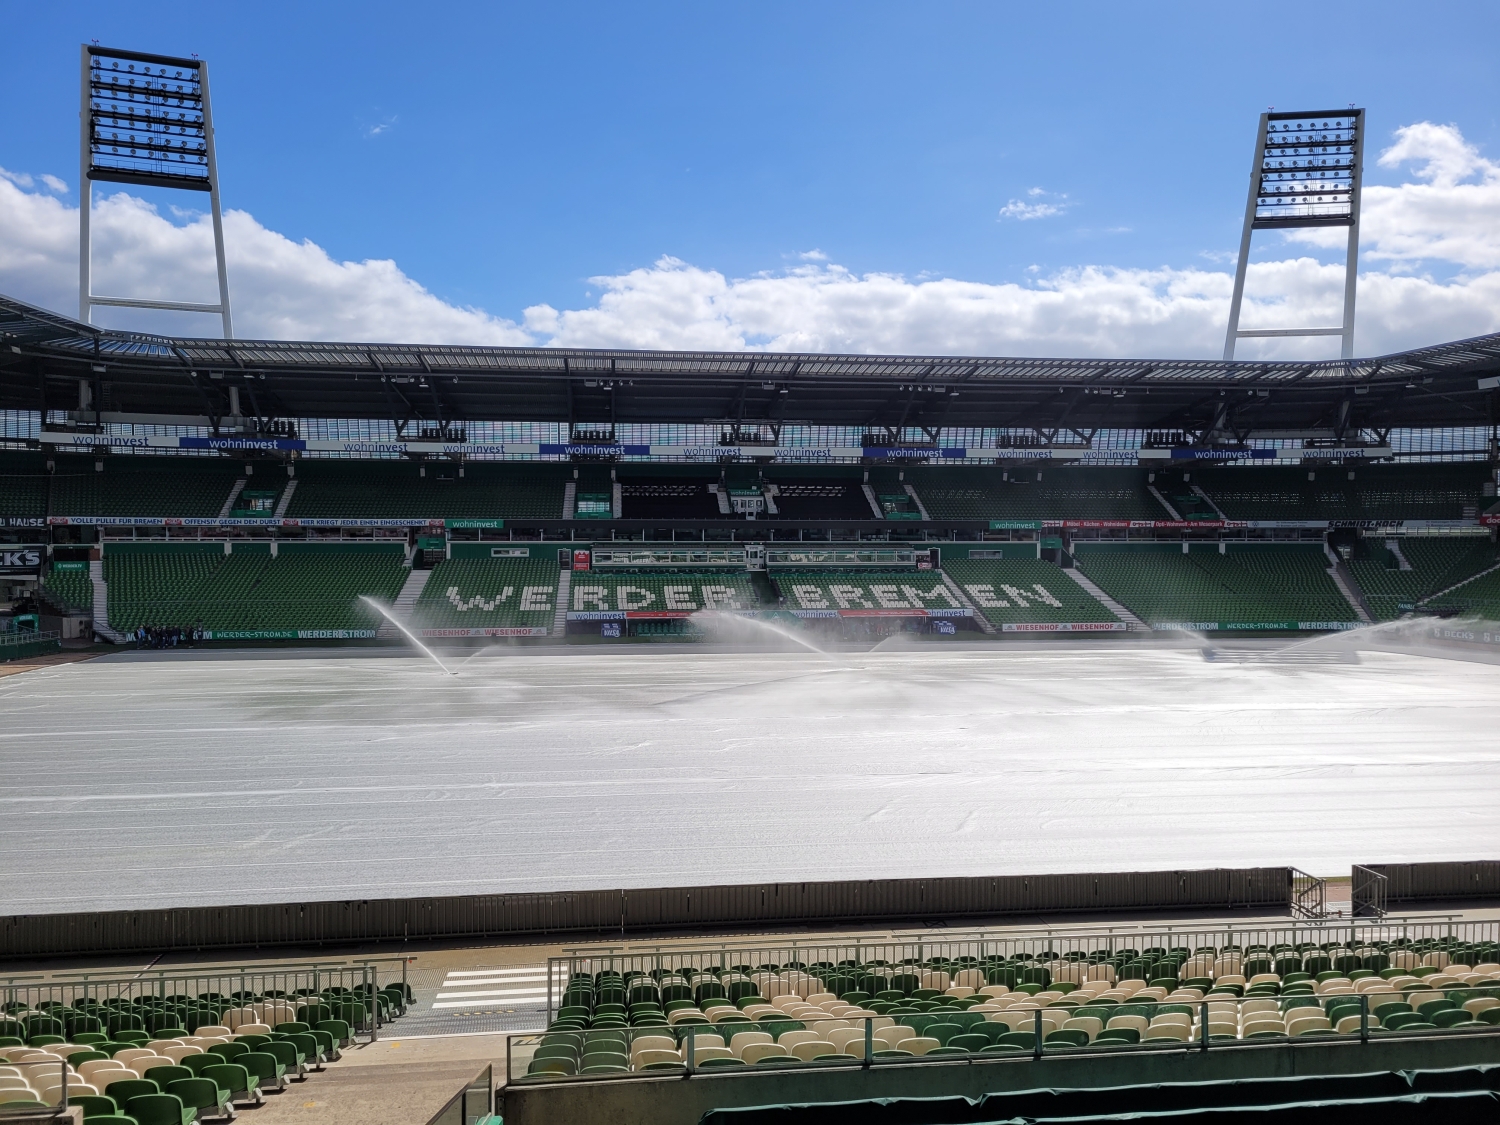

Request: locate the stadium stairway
(218, 478), (247, 520)
(938, 571), (995, 634)
(382, 566), (433, 639)
(553, 570), (572, 635)
(88, 559), (126, 643)
(1061, 567), (1145, 629)
(274, 478), (298, 518)
(1323, 543), (1375, 624)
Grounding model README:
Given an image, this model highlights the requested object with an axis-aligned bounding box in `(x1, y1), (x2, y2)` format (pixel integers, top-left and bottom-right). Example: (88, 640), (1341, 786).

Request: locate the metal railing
(426, 1063), (495, 1125)
(548, 916), (1494, 1024)
(504, 985), (1500, 1088)
(1354, 866), (1390, 918)
(1289, 869), (1327, 919)
(1, 957), (409, 1045)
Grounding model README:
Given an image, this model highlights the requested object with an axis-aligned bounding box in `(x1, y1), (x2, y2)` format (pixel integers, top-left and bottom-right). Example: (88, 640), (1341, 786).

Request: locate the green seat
(104, 1078), (160, 1105)
(261, 1038), (305, 1075)
(142, 1065), (194, 1091)
(581, 1051), (628, 1070)
(526, 1057), (575, 1076)
(124, 1093), (195, 1125)
(208, 1042), (249, 1062)
(1044, 1028), (1090, 1048)
(69, 1094), (119, 1119)
(234, 1034), (271, 1051)
(80, 1117), (137, 1125)
(1094, 1028), (1140, 1045)
(165, 1077), (233, 1119)
(696, 1057), (744, 1069)
(995, 1031), (1037, 1050)
(948, 1033), (990, 1052)
(239, 1051), (287, 1090)
(68, 1049), (110, 1066)
(751, 1055), (797, 1066)
(1382, 1010), (1428, 1030)
(200, 1063), (257, 1106)
(180, 1054), (220, 1077)
(925, 1021), (963, 1046)
(273, 1022), (311, 1035)
(315, 1020), (352, 1047)
(1432, 1010), (1476, 1028)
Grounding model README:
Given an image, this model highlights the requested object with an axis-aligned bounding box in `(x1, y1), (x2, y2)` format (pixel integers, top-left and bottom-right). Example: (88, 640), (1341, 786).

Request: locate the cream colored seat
(1105, 1014), (1148, 1035)
(729, 1031), (772, 1057)
(944, 986), (976, 999)
(871, 1030), (913, 1053)
(1143, 1024), (1190, 1042)
(233, 1023), (274, 1036)
(221, 1008), (259, 1031)
(1206, 1020), (1238, 1038)
(0, 1089), (41, 1105)
(688, 1046), (734, 1064)
(776, 1030), (820, 1051)
(739, 1042), (789, 1065)
(77, 1060), (131, 1082)
(789, 1040), (836, 1062)
(1241, 1018), (1285, 1036)
(126, 1056), (172, 1077)
(1062, 1017), (1101, 1041)
(0, 1078), (32, 1090)
(632, 1049), (682, 1068)
(954, 969), (986, 990)
(111, 1050), (155, 1067)
(828, 1028), (867, 1054)
(194, 1026), (232, 1039)
(902, 1037), (939, 1057)
(1240, 999), (1280, 1018)
(627, 1036), (676, 1063)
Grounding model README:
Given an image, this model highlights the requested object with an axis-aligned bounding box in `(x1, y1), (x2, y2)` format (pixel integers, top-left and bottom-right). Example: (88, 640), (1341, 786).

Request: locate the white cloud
(1000, 187), (1067, 220)
(1, 120), (1498, 357)
(1284, 122), (1500, 270)
(0, 175), (529, 345)
(39, 174), (68, 194)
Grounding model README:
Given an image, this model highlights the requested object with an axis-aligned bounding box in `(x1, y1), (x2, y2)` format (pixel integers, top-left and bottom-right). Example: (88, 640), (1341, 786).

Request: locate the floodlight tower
(79, 44), (233, 338)
(1224, 108), (1363, 361)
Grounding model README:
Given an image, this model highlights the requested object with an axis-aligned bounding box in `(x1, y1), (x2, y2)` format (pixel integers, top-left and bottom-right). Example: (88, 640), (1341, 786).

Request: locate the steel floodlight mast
(1224, 108), (1363, 362)
(79, 44), (233, 338)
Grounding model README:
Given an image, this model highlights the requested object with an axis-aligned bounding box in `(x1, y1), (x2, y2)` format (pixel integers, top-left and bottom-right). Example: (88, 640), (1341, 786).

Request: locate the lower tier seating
(768, 571), (964, 614)
(569, 571), (761, 614)
(0, 983), (406, 1114)
(1348, 537), (1500, 620)
(1428, 566), (1500, 620)
(41, 565), (93, 613)
(524, 938), (1500, 1079)
(414, 557), (561, 629)
(940, 558), (1119, 626)
(104, 546), (407, 633)
(1074, 544), (1357, 628)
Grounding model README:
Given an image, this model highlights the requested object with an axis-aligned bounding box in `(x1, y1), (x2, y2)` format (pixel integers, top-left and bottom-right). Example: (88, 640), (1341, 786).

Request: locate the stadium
(3, 37), (1500, 1125)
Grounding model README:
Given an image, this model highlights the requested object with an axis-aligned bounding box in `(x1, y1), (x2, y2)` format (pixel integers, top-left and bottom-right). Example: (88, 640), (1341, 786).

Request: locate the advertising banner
(418, 627), (550, 637)
(0, 546), (44, 573)
(202, 629), (377, 640)
(1000, 622), (1128, 632)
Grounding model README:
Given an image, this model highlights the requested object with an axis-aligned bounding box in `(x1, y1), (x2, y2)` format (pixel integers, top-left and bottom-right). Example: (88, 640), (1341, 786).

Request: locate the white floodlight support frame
(1224, 109), (1363, 362)
(78, 44), (234, 339)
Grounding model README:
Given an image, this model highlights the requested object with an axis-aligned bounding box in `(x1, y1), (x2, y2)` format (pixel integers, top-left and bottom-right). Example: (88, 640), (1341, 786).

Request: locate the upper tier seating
(524, 934), (1500, 1080)
(0, 452), (48, 519)
(1197, 463), (1491, 522)
(414, 557), (561, 629)
(104, 545), (407, 632)
(1074, 543), (1357, 627)
(1347, 537), (1500, 620)
(569, 571), (762, 614)
(941, 558), (1119, 626)
(619, 476), (722, 520)
(763, 475), (874, 521)
(284, 461), (568, 520)
(911, 467), (1163, 521)
(768, 570), (964, 614)
(50, 456), (242, 518)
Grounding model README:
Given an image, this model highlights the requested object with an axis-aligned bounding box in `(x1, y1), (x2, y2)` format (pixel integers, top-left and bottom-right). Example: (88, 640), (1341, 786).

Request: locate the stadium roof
(3, 291), (1498, 437)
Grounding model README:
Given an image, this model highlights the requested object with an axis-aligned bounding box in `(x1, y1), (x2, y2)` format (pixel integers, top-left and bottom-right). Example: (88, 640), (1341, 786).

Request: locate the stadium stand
(1073, 543), (1358, 628)
(0, 451), (48, 519)
(1347, 536), (1500, 620)
(763, 472), (873, 521)
(103, 543), (406, 634)
(940, 557), (1121, 628)
(0, 980), (409, 1113)
(521, 933), (1500, 1080)
(1196, 463), (1492, 522)
(40, 561), (93, 613)
(49, 454), (243, 518)
(1426, 565), (1500, 620)
(911, 467), (1164, 521)
(283, 460), (569, 520)
(414, 555), (561, 633)
(619, 473), (722, 520)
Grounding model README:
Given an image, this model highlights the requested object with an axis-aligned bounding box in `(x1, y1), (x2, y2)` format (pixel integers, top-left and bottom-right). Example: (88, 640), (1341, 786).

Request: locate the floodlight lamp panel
(85, 45), (210, 191)
(1252, 108), (1363, 230)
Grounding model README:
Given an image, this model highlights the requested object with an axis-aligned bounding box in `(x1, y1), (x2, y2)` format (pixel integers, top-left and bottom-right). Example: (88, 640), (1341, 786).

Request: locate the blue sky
(3, 2), (1500, 355)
